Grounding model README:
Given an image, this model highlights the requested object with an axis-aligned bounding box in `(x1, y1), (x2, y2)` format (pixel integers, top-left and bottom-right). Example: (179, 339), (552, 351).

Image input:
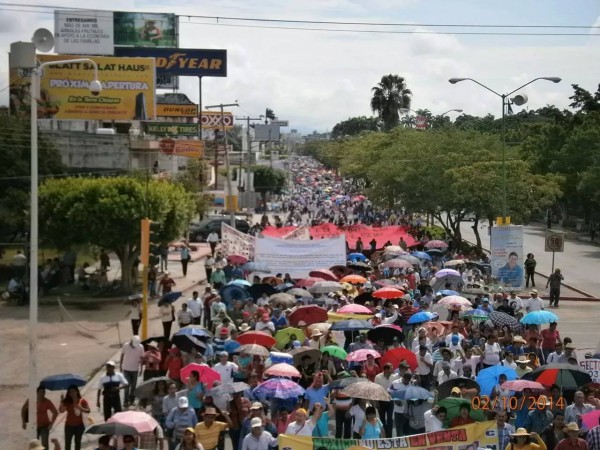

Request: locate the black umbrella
(171, 334), (206, 354)
(437, 377), (481, 400)
(248, 284), (278, 300)
(522, 363), (593, 390)
(353, 292), (374, 305)
(426, 249), (444, 256)
(367, 325), (405, 345)
(85, 422), (138, 435)
(347, 262), (372, 272)
(141, 336), (168, 349)
(489, 311), (521, 332)
(134, 376), (173, 400)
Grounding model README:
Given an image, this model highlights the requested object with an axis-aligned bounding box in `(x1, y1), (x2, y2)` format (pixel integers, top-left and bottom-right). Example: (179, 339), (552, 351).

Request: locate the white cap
(251, 417), (263, 428)
(178, 397), (189, 408)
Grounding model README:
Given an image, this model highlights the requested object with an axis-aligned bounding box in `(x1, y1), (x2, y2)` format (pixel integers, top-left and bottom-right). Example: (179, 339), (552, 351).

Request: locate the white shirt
(437, 370), (458, 385)
(509, 296), (524, 310)
(424, 409), (444, 432)
(500, 359), (517, 369)
(374, 372), (398, 390)
(415, 352), (433, 375)
(207, 232), (219, 243)
(121, 343), (144, 372)
(526, 296), (545, 312)
(482, 343), (502, 366)
(255, 321), (275, 335)
(97, 371), (128, 389)
(213, 361), (238, 385)
(349, 405), (366, 433)
(389, 379), (411, 413)
(241, 431), (278, 450)
(547, 351), (563, 364)
(187, 298), (202, 318)
(160, 304), (173, 323)
(285, 420), (315, 436)
(257, 297), (269, 307)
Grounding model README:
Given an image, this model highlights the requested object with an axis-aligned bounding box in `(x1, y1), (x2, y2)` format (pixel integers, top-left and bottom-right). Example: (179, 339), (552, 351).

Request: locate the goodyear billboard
(9, 55), (155, 120)
(115, 47), (227, 77)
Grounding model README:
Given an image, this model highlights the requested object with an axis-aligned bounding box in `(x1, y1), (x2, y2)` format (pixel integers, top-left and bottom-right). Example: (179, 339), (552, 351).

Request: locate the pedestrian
(240, 417), (278, 450)
(60, 385), (90, 450)
(210, 267), (226, 290)
(21, 385), (58, 450)
(180, 243), (191, 277)
(556, 423), (588, 450)
(175, 427), (203, 450)
(166, 398), (198, 450)
(159, 244), (169, 272)
(194, 407), (231, 450)
(204, 256), (215, 287)
(525, 253), (537, 288)
(160, 300), (176, 339)
(206, 231), (219, 257)
(213, 351), (239, 385)
(546, 268), (564, 308)
(177, 303), (193, 328)
(126, 298), (142, 336)
(148, 265), (158, 297)
(120, 336), (144, 406)
(359, 405), (385, 439)
(99, 249), (110, 274)
(97, 361), (128, 421)
(188, 291), (202, 325)
(142, 341), (162, 381)
(160, 272), (176, 296)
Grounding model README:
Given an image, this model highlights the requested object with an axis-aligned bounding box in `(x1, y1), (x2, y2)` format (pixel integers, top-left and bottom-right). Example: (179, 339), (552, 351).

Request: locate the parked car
(188, 216), (250, 242)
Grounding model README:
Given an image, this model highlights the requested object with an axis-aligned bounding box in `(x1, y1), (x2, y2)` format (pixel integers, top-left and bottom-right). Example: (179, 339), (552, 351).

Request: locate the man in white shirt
(119, 336), (144, 406)
(242, 417), (278, 450)
(285, 408), (315, 436)
(187, 291), (202, 325)
(509, 291), (525, 311)
(415, 345), (434, 391)
(374, 363), (398, 437)
(177, 303), (193, 328)
(213, 351), (239, 385)
(436, 362), (458, 386)
(389, 371), (414, 437)
(565, 391), (597, 425)
(526, 289), (545, 312)
(255, 314), (275, 335)
(445, 326), (464, 352)
(215, 317), (237, 338)
(257, 293), (270, 307)
(206, 231), (219, 256)
(424, 406), (447, 432)
(97, 361), (129, 421)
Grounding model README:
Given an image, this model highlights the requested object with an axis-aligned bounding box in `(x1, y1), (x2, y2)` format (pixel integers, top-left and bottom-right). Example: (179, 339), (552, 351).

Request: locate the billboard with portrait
(113, 12), (177, 48)
(490, 225), (524, 289)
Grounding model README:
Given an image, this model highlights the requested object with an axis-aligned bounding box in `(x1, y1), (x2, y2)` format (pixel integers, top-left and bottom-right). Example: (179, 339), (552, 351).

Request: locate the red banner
(261, 224), (417, 249)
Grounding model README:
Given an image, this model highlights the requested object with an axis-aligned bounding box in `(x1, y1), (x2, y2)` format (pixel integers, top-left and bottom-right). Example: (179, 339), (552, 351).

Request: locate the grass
(0, 244), (98, 266)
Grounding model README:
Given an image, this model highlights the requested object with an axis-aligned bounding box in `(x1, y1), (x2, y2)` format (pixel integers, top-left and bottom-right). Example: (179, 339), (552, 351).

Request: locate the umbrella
(373, 279), (395, 287)
(238, 344), (270, 357)
(425, 240), (449, 249)
(347, 261), (372, 272)
(367, 324), (405, 345)
(309, 281), (343, 295)
(219, 284), (251, 306)
(242, 262), (271, 273)
(288, 305), (328, 326)
(175, 325), (213, 339)
(373, 286), (405, 299)
(134, 376), (173, 400)
(439, 289), (460, 296)
(330, 377), (364, 389)
(437, 378), (481, 400)
(489, 311), (521, 332)
(421, 321), (446, 337)
(85, 423), (138, 435)
(320, 345), (348, 360)
(248, 284), (278, 300)
(262, 276), (283, 285)
(501, 380), (546, 392)
(227, 255), (248, 265)
(438, 296), (472, 309)
(172, 334), (206, 353)
(436, 397), (486, 422)
(426, 249), (444, 256)
(295, 277), (326, 288)
(341, 381), (390, 401)
(396, 255), (422, 266)
(411, 251), (432, 261)
(347, 349), (381, 362)
(275, 282), (294, 292)
(253, 378), (305, 399)
(520, 311), (559, 325)
(383, 245), (406, 255)
(39, 374), (86, 391)
(289, 347), (321, 365)
(444, 259), (469, 267)
(353, 292), (374, 305)
(274, 327), (306, 350)
(522, 363), (593, 389)
(107, 411), (159, 433)
(407, 311), (435, 324)
(380, 348), (418, 371)
(461, 309), (490, 320)
(476, 366), (517, 396)
(583, 410), (600, 430)
(382, 259), (413, 269)
(264, 363), (301, 378)
(330, 265), (353, 276)
(287, 288), (313, 298)
(338, 304), (372, 314)
(391, 385), (433, 401)
(340, 275), (368, 284)
(209, 382), (250, 397)
(309, 269), (339, 281)
(160, 291), (183, 304)
(348, 253), (367, 262)
(269, 293), (296, 308)
(330, 319), (374, 331)
(435, 269), (460, 278)
(229, 279), (251, 287)
(308, 322), (332, 335)
(180, 363), (221, 387)
(237, 331), (277, 348)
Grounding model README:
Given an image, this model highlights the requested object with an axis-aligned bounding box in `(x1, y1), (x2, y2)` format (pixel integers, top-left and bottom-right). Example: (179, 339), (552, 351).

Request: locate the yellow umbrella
(274, 327), (305, 350)
(327, 311), (374, 323)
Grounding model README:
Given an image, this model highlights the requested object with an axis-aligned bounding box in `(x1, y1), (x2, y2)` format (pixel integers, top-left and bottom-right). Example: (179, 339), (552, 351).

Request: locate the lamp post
(440, 108), (463, 117)
(448, 77), (561, 222)
(28, 57), (100, 437)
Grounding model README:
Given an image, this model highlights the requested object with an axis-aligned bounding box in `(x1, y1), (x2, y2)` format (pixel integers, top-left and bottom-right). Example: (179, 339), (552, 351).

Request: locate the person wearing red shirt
(142, 341), (162, 380)
(59, 385), (90, 450)
(361, 354), (382, 382)
(21, 386), (58, 450)
(540, 322), (561, 361)
(166, 348), (184, 388)
(450, 404), (475, 428)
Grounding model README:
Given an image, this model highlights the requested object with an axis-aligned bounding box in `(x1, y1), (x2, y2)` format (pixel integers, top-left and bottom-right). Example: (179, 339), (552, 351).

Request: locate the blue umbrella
(439, 289), (459, 296)
(40, 374), (87, 391)
(160, 291), (182, 304)
(520, 310), (559, 325)
(253, 377), (305, 400)
(242, 262), (271, 273)
(275, 282), (294, 292)
(462, 309), (490, 318)
(348, 253), (367, 262)
(412, 251), (432, 261)
(476, 366), (517, 396)
(407, 311), (435, 324)
(219, 284), (251, 308)
(330, 319), (374, 331)
(175, 326), (213, 339)
(390, 385), (433, 401)
(229, 279), (251, 287)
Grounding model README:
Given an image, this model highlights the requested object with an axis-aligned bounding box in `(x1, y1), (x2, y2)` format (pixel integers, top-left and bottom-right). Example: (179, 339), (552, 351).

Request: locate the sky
(2, 0), (600, 133)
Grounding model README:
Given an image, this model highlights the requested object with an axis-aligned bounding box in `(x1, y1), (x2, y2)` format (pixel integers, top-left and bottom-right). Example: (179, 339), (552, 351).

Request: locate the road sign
(271, 120), (289, 127)
(545, 232), (564, 252)
(415, 115), (428, 130)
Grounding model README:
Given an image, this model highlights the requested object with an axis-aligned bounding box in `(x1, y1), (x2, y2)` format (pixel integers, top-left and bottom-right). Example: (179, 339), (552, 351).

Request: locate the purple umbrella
(435, 269), (460, 278)
(253, 377), (305, 399)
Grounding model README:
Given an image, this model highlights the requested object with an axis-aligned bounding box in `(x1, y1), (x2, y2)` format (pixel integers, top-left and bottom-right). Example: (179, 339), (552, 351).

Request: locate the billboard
(9, 55), (155, 120)
(490, 225), (524, 289)
(115, 48), (227, 77)
(113, 12), (177, 48)
(159, 139), (204, 158)
(254, 124), (281, 141)
(54, 10), (114, 55)
(143, 122), (198, 136)
(201, 111), (234, 129)
(156, 104), (198, 117)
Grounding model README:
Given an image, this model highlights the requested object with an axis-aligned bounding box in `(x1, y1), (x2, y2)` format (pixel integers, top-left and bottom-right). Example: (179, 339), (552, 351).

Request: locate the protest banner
(282, 224), (311, 240)
(279, 421), (498, 450)
(579, 359), (600, 383)
(327, 312), (374, 322)
(490, 225), (524, 289)
(221, 223), (255, 260)
(255, 235), (346, 278)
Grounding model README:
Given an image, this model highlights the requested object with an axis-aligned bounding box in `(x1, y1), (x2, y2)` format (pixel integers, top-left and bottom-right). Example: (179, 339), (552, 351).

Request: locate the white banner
(221, 223), (256, 260)
(490, 225), (524, 289)
(579, 359), (600, 383)
(282, 224), (311, 240)
(255, 235), (346, 278)
(54, 10), (114, 55)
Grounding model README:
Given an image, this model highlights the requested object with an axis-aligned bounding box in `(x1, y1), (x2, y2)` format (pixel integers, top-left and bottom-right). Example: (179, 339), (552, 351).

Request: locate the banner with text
(490, 225), (524, 289)
(144, 122), (198, 136)
(255, 235), (346, 278)
(281, 225), (311, 240)
(221, 223), (256, 260)
(279, 421), (498, 450)
(580, 359), (600, 383)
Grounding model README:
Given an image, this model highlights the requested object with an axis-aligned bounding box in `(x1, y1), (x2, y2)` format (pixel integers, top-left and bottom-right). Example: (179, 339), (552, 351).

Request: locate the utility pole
(206, 102), (239, 227)
(235, 115), (262, 209)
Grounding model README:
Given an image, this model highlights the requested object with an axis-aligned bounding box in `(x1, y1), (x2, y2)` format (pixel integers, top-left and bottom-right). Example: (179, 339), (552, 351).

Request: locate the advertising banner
(144, 122), (198, 136)
(113, 12), (177, 48)
(115, 47), (227, 77)
(281, 225), (311, 240)
(201, 111), (234, 129)
(54, 10), (114, 55)
(221, 223), (256, 260)
(9, 55), (155, 120)
(157, 104), (198, 117)
(159, 139), (203, 158)
(579, 359), (600, 383)
(490, 225), (524, 289)
(255, 235), (346, 278)
(279, 421), (498, 450)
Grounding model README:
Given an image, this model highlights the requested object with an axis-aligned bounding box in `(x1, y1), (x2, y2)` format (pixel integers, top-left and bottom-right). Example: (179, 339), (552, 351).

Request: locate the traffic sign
(545, 232), (564, 252)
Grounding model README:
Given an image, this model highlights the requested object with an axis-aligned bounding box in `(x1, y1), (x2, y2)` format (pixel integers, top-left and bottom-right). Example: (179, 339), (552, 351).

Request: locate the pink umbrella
(583, 410), (600, 430)
(346, 349), (381, 362)
(107, 411), (159, 433)
(500, 380), (546, 392)
(382, 259), (413, 269)
(425, 240), (449, 249)
(338, 304), (373, 314)
(308, 269), (339, 281)
(435, 268), (461, 278)
(264, 363), (301, 378)
(295, 277), (324, 288)
(180, 363), (221, 387)
(438, 296), (472, 308)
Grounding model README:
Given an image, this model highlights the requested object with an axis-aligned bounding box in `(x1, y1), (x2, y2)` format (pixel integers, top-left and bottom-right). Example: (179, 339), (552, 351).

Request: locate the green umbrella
(320, 345), (347, 360)
(274, 327), (305, 350)
(436, 397), (486, 423)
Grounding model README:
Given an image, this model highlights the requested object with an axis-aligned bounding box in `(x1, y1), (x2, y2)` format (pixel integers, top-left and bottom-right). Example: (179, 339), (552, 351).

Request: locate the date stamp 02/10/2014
(471, 395), (567, 411)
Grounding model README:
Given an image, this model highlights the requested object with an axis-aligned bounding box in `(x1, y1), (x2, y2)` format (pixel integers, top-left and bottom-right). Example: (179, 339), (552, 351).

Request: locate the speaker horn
(32, 28), (54, 52)
(511, 94), (528, 107)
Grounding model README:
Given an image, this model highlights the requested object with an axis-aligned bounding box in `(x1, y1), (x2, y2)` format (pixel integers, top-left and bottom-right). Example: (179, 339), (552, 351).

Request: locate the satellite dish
(32, 28), (54, 52)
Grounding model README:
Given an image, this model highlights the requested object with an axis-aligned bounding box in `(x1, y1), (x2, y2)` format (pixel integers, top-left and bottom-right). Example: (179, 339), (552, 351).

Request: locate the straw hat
(202, 407), (218, 416)
(564, 422), (581, 433)
(28, 440), (45, 450)
(516, 355), (530, 364)
(513, 336), (526, 344)
(311, 329), (323, 338)
(511, 428), (531, 437)
(239, 323), (251, 332)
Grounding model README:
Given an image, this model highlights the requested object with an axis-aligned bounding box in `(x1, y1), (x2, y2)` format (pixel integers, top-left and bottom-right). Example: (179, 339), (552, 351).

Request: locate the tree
(173, 159), (211, 216)
(370, 75), (412, 131)
(331, 116), (381, 139)
(569, 84), (600, 113)
(39, 177), (195, 292)
(265, 108), (276, 123)
(251, 166), (287, 203)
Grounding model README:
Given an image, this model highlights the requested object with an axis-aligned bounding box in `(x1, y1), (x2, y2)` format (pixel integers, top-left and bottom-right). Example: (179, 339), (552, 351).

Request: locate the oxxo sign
(200, 111), (234, 129)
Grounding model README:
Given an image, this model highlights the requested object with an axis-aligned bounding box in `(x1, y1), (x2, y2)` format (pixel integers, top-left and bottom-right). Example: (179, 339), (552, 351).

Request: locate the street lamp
(448, 77), (561, 222)
(441, 108), (463, 116)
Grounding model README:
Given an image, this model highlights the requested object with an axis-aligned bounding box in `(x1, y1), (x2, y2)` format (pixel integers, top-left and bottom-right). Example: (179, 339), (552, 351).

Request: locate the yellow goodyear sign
(9, 55), (155, 120)
(114, 48), (227, 77)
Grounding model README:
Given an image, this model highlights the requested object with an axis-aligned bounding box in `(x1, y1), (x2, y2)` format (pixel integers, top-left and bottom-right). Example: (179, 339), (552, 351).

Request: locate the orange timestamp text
(471, 395), (566, 411)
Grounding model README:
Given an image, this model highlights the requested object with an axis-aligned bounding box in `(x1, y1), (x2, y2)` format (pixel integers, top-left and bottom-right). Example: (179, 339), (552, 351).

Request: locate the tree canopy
(331, 116), (381, 139)
(251, 166), (287, 202)
(370, 75), (412, 131)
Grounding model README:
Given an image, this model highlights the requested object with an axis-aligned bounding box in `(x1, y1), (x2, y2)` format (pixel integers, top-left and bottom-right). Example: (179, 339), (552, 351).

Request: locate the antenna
(31, 28), (54, 53)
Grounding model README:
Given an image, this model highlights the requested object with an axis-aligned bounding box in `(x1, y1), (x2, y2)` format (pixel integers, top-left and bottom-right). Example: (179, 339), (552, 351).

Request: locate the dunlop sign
(157, 104), (198, 117)
(201, 111), (234, 129)
(144, 122), (198, 136)
(115, 48), (227, 77)
(159, 139), (204, 158)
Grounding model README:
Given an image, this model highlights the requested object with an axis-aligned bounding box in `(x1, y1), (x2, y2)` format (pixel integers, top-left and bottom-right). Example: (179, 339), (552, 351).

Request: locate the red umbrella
(236, 331), (277, 348)
(264, 363), (301, 378)
(309, 269), (339, 281)
(288, 305), (328, 326)
(180, 363), (221, 387)
(373, 286), (405, 299)
(338, 304), (372, 314)
(382, 259), (413, 269)
(425, 240), (449, 249)
(227, 254), (248, 265)
(295, 277), (324, 288)
(380, 348), (418, 371)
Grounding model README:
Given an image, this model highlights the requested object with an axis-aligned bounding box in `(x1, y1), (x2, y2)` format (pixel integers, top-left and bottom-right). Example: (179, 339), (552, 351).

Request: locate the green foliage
(370, 75), (412, 131)
(331, 116), (381, 139)
(265, 108), (276, 123)
(174, 159), (210, 216)
(569, 84), (600, 112)
(251, 166), (287, 201)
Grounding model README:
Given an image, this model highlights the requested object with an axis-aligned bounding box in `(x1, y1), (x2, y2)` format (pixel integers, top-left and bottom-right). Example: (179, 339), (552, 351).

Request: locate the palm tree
(265, 108), (276, 123)
(370, 75), (412, 131)
(400, 114), (416, 128)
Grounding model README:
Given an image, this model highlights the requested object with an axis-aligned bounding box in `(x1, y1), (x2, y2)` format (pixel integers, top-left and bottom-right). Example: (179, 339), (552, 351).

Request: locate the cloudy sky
(2, 0), (600, 132)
